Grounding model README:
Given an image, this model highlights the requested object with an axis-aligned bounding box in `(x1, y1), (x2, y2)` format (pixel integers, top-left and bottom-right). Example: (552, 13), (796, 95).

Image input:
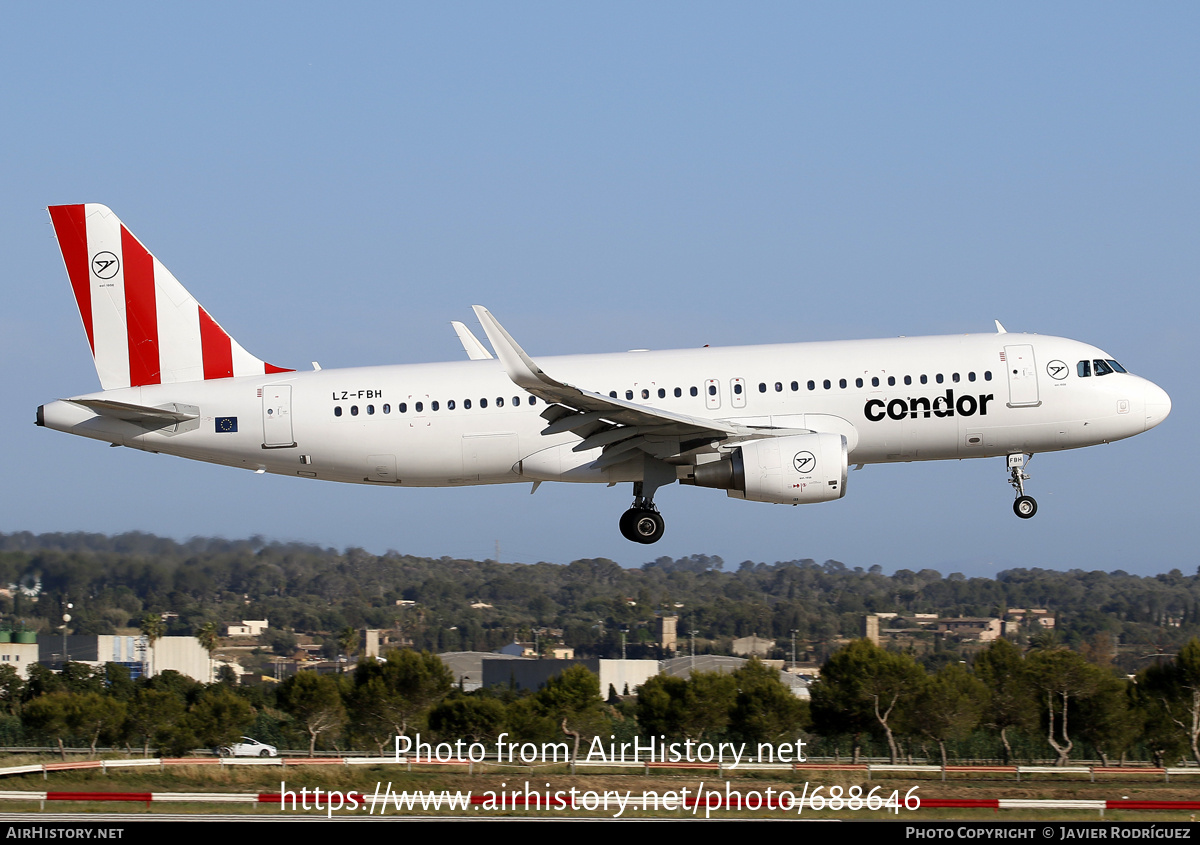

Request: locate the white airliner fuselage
(37, 205), (1171, 543)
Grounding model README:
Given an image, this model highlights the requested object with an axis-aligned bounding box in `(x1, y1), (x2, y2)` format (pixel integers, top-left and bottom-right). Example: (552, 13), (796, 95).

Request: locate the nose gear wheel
(1007, 454), (1038, 519)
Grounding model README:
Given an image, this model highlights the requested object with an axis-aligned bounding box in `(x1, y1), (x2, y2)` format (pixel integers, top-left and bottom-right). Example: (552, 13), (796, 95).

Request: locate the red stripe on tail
(48, 205), (94, 354)
(121, 226), (160, 386)
(198, 307), (234, 379)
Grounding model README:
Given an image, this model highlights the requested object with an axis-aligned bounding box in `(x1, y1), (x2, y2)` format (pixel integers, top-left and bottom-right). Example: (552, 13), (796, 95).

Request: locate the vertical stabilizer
(47, 204), (292, 390)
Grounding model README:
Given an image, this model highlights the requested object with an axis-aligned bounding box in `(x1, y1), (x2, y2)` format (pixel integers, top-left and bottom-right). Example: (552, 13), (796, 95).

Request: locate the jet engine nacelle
(683, 432), (848, 504)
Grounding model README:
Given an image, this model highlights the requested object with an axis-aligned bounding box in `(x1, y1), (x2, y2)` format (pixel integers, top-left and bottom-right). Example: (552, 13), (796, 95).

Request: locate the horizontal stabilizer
(66, 398), (199, 425)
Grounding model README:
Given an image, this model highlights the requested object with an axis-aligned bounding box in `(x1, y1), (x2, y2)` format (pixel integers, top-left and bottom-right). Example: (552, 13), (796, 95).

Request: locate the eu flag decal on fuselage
(215, 417), (238, 433)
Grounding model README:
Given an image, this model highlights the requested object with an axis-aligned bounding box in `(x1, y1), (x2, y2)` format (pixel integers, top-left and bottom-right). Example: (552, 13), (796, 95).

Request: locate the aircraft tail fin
(47, 204), (292, 390)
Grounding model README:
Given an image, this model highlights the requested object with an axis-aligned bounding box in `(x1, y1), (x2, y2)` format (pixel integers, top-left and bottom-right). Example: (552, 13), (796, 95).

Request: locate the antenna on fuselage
(994, 320), (1008, 334)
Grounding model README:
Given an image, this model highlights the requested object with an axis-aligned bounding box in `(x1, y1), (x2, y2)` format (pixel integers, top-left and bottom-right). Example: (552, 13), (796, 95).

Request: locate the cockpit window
(1093, 359), (1114, 376)
(1107, 359), (1127, 373)
(1077, 360), (1091, 378)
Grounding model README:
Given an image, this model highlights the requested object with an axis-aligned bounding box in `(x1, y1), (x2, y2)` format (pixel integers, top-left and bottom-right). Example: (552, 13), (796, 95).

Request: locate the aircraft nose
(1143, 381), (1171, 431)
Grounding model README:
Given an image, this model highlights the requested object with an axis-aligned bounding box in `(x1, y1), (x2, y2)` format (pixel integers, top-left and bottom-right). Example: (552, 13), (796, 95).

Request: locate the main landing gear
(619, 480), (666, 544)
(1007, 454), (1037, 519)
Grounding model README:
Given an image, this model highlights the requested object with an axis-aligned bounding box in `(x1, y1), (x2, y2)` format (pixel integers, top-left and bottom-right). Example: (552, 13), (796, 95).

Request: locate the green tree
(23, 692), (73, 758)
(973, 639), (1036, 764)
(1137, 639), (1200, 765)
(338, 627), (358, 673)
(428, 693), (508, 744)
(811, 639), (924, 763)
(726, 659), (808, 745)
(196, 622), (220, 684)
(125, 688), (186, 757)
(0, 666), (25, 714)
(532, 665), (608, 767)
(140, 613), (165, 676)
(910, 663), (984, 767)
(353, 650), (453, 738)
(69, 692), (127, 757)
(1074, 671), (1138, 766)
(279, 671), (346, 756)
(1026, 648), (1102, 766)
(186, 686), (254, 751)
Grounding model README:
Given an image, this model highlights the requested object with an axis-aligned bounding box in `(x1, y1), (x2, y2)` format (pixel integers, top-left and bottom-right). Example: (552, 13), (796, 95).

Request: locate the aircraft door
(262, 384), (295, 448)
(704, 379), (721, 410)
(1004, 345), (1040, 407)
(730, 378), (746, 409)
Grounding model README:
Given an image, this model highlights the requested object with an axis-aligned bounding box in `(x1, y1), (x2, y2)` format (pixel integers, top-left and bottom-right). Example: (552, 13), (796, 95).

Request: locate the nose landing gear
(619, 480), (667, 544)
(1008, 454), (1037, 519)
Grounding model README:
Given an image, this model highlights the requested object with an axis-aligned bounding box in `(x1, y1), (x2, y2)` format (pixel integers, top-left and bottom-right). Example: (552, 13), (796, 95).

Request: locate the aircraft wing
(472, 306), (808, 465)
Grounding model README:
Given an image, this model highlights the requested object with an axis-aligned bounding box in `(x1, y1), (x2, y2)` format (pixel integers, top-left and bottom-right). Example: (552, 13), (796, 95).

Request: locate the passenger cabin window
(708, 385), (717, 396)
(431, 401), (439, 411)
(920, 375), (928, 385)
(334, 406), (342, 417)
(480, 398), (487, 408)
(658, 388), (666, 398)
(807, 380), (815, 390)
(888, 376), (896, 386)
(383, 404), (391, 414)
(855, 378), (863, 388)
(674, 387), (682, 397)
(871, 377), (879, 387)
(610, 391), (617, 398)
(775, 382), (783, 392)
(367, 405), (375, 414)
(823, 379), (831, 390)
(904, 376), (912, 386)
(626, 390), (633, 400)
(400, 402), (408, 413)
(641, 389), (649, 399)
(690, 387), (698, 396)
(790, 381), (799, 391)
(414, 402), (423, 412)
(446, 401), (454, 410)
(936, 374), (944, 384)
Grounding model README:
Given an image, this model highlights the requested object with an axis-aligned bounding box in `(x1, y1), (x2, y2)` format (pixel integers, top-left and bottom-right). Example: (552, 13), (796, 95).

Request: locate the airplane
(37, 204), (1172, 544)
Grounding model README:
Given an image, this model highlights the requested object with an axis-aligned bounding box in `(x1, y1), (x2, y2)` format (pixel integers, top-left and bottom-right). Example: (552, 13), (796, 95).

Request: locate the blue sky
(1, 4), (1195, 575)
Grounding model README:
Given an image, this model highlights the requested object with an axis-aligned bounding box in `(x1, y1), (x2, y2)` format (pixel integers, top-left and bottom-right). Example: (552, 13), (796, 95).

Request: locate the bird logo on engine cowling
(793, 451), (816, 473)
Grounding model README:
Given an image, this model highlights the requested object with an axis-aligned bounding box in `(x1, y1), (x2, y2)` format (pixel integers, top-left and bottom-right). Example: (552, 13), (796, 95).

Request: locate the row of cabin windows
(607, 371), (993, 401)
(335, 367), (1003, 417)
(781, 371), (991, 392)
(611, 387), (701, 400)
(334, 395), (539, 417)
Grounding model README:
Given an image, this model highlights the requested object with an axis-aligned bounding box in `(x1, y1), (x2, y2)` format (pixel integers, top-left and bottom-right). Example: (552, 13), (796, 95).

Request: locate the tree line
(2, 637), (1198, 767)
(0, 531), (1198, 676)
